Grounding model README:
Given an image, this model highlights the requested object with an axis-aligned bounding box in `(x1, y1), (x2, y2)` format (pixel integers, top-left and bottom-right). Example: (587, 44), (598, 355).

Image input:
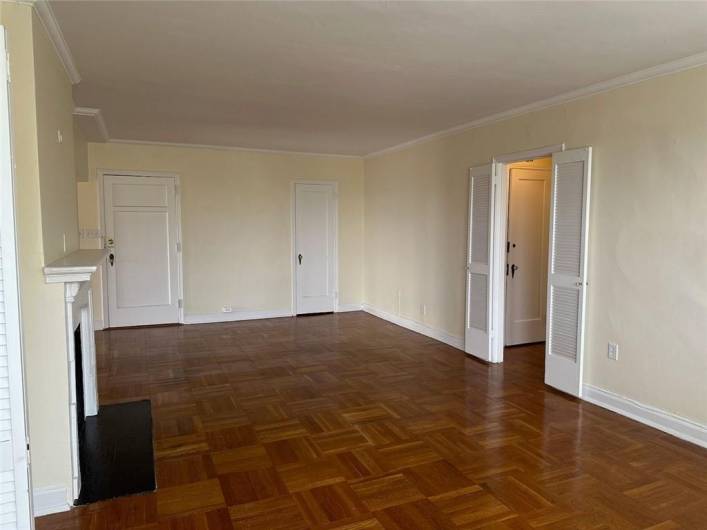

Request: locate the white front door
(465, 164), (497, 362)
(544, 148), (592, 397)
(103, 175), (181, 327)
(505, 167), (551, 346)
(294, 183), (336, 315)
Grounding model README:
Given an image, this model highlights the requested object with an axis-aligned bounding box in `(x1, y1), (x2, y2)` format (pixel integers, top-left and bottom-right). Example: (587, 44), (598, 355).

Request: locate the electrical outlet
(608, 342), (619, 361)
(222, 305), (233, 313)
(57, 129), (63, 143)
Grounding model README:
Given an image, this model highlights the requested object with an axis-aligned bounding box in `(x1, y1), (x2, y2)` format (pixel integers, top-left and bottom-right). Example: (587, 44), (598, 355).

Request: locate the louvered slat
(468, 273), (488, 331)
(465, 164), (495, 362)
(552, 160), (584, 275)
(470, 175), (490, 265)
(549, 286), (579, 360)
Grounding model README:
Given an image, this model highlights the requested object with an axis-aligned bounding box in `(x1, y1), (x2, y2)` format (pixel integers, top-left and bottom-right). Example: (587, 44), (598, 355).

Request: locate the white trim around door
(0, 26), (33, 529)
(465, 143), (594, 400)
(488, 144), (565, 363)
(98, 170), (185, 327)
(291, 181), (339, 315)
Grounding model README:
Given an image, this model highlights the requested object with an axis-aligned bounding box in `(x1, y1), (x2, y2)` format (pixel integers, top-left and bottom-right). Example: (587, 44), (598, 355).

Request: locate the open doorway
(465, 146), (592, 398)
(502, 157), (551, 380)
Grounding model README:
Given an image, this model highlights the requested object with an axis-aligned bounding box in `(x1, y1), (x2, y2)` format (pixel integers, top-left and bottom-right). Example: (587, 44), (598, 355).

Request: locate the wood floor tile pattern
(36, 312), (707, 529)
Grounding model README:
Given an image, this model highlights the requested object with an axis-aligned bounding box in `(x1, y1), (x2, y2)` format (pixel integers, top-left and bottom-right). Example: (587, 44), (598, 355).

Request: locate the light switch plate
(608, 342), (619, 361)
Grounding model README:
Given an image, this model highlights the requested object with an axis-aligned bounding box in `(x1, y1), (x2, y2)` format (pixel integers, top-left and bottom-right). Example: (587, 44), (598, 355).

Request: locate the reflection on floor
(37, 312), (707, 529)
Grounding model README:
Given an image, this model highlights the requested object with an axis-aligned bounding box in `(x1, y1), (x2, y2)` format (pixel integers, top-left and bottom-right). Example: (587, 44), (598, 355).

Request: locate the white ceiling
(53, 1), (707, 156)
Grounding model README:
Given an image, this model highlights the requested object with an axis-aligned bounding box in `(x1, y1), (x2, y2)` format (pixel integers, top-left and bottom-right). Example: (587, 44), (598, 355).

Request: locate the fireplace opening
(73, 321), (155, 505)
(74, 325), (85, 432)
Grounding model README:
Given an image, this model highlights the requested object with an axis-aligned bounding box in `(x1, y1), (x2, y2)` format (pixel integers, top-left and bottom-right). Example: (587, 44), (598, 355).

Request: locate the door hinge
(178, 299), (183, 309)
(176, 241), (182, 252)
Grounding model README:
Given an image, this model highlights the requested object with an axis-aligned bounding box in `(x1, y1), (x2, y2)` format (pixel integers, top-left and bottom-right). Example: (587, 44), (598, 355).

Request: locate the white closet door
(294, 183), (336, 314)
(465, 164), (496, 361)
(545, 147), (592, 397)
(0, 26), (32, 530)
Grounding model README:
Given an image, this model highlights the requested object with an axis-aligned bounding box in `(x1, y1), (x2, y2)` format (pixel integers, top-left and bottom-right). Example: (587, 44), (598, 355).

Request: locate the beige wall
(364, 65), (707, 426)
(33, 12), (79, 264)
(1, 4), (74, 498)
(6, 3), (706, 505)
(74, 119), (88, 182)
(86, 142), (365, 320)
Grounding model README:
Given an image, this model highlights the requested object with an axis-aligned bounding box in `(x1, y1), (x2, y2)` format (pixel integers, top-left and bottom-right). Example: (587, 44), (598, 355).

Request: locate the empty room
(1, 1), (706, 528)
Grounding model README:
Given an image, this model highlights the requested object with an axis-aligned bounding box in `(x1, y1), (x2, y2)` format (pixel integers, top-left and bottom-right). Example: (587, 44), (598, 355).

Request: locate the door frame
(503, 166), (552, 347)
(290, 180), (339, 315)
(97, 169), (185, 327)
(477, 144), (565, 363)
(0, 26), (32, 528)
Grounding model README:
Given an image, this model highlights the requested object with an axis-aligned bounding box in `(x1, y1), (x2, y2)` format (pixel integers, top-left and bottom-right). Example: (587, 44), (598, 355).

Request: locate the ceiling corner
(73, 107), (109, 142)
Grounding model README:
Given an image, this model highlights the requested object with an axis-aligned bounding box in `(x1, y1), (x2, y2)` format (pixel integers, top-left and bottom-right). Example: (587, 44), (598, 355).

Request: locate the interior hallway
(36, 312), (707, 529)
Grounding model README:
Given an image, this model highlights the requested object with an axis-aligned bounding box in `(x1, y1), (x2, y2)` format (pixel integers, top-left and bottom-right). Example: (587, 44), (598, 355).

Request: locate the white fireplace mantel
(44, 249), (108, 284)
(43, 248), (107, 501)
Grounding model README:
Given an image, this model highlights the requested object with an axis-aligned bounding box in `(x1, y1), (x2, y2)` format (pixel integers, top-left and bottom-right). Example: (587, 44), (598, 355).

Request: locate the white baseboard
(93, 319), (104, 331)
(183, 309), (293, 325)
(362, 303), (464, 350)
(33, 485), (70, 517)
(583, 384), (707, 449)
(336, 303), (363, 312)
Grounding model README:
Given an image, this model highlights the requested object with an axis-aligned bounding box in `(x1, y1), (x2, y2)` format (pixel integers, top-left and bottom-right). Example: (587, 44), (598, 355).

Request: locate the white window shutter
(544, 147), (592, 397)
(465, 164), (496, 361)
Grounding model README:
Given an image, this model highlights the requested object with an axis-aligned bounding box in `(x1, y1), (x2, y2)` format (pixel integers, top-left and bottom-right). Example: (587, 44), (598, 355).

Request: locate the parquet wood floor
(36, 312), (707, 529)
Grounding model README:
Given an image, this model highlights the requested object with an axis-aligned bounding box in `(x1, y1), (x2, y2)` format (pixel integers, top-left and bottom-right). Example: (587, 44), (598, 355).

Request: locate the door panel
(544, 148), (592, 397)
(114, 210), (172, 308)
(104, 175), (180, 327)
(295, 183), (336, 314)
(505, 168), (550, 345)
(112, 183), (168, 207)
(465, 164), (496, 362)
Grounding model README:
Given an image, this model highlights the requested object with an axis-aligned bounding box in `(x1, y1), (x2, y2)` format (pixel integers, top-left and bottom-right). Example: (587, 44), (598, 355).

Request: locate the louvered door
(0, 26), (32, 530)
(544, 148), (592, 397)
(465, 164), (496, 361)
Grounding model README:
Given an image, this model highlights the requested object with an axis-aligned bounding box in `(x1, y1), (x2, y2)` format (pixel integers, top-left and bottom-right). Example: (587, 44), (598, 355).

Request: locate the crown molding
(73, 107), (109, 141)
(364, 50), (707, 159)
(31, 1), (81, 84)
(108, 138), (363, 160)
(26, 0), (707, 159)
